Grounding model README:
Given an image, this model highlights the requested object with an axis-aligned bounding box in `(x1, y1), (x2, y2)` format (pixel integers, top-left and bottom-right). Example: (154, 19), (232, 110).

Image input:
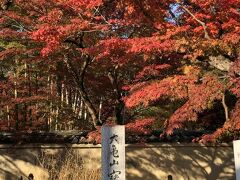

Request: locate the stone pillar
(234, 140), (240, 180)
(102, 125), (125, 180)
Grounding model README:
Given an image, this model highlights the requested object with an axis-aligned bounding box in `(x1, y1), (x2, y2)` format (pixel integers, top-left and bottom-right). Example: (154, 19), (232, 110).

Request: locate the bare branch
(180, 4), (210, 39)
(222, 93), (229, 121)
(3, 15), (32, 32)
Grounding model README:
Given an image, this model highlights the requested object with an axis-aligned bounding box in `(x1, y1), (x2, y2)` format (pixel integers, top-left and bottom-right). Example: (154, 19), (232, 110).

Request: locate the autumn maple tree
(0, 0), (240, 142)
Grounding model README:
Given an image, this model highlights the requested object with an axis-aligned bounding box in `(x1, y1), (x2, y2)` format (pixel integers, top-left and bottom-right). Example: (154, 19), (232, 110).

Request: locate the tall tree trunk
(35, 72), (38, 95)
(23, 61), (27, 127)
(84, 104), (87, 121)
(14, 60), (19, 130)
(65, 87), (69, 105)
(98, 97), (103, 123)
(78, 89), (98, 127)
(48, 75), (54, 131)
(63, 55), (99, 128)
(6, 106), (10, 129)
(27, 64), (32, 127)
(108, 66), (125, 125)
(55, 107), (59, 130)
(79, 97), (83, 119)
(73, 91), (78, 112)
(61, 82), (64, 106)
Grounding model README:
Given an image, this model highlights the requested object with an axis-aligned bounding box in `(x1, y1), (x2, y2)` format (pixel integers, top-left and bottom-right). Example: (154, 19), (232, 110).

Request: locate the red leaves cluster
(31, 25), (62, 56)
(229, 100), (240, 130)
(166, 75), (224, 134)
(125, 118), (155, 135)
(86, 118), (154, 143)
(126, 73), (225, 135)
(200, 100), (240, 143)
(135, 64), (171, 81)
(127, 38), (175, 54)
(39, 8), (63, 23)
(87, 127), (102, 144)
(125, 74), (197, 108)
(229, 59), (240, 97)
(31, 20), (91, 56)
(57, 0), (103, 12)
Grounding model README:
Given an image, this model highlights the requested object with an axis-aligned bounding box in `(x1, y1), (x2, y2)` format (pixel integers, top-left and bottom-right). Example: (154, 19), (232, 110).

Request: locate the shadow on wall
(0, 144), (101, 180)
(0, 143), (235, 180)
(126, 144), (235, 180)
(0, 146), (49, 180)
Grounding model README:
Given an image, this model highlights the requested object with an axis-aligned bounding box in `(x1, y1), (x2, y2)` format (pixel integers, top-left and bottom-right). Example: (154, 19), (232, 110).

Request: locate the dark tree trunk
(15, 104), (19, 130)
(108, 66), (125, 125)
(63, 55), (100, 129)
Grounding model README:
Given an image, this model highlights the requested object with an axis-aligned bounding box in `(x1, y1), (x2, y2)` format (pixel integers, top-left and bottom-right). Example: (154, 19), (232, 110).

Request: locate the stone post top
(101, 125), (125, 127)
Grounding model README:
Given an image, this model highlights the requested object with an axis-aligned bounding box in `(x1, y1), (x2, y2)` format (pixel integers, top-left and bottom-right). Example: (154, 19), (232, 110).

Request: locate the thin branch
(179, 3), (210, 39)
(222, 93), (229, 121)
(93, 7), (112, 26)
(79, 55), (92, 84)
(3, 15), (32, 32)
(169, 9), (180, 26)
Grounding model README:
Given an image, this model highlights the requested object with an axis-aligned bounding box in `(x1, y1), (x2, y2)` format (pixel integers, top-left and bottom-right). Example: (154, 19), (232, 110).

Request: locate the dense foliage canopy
(0, 0), (240, 143)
